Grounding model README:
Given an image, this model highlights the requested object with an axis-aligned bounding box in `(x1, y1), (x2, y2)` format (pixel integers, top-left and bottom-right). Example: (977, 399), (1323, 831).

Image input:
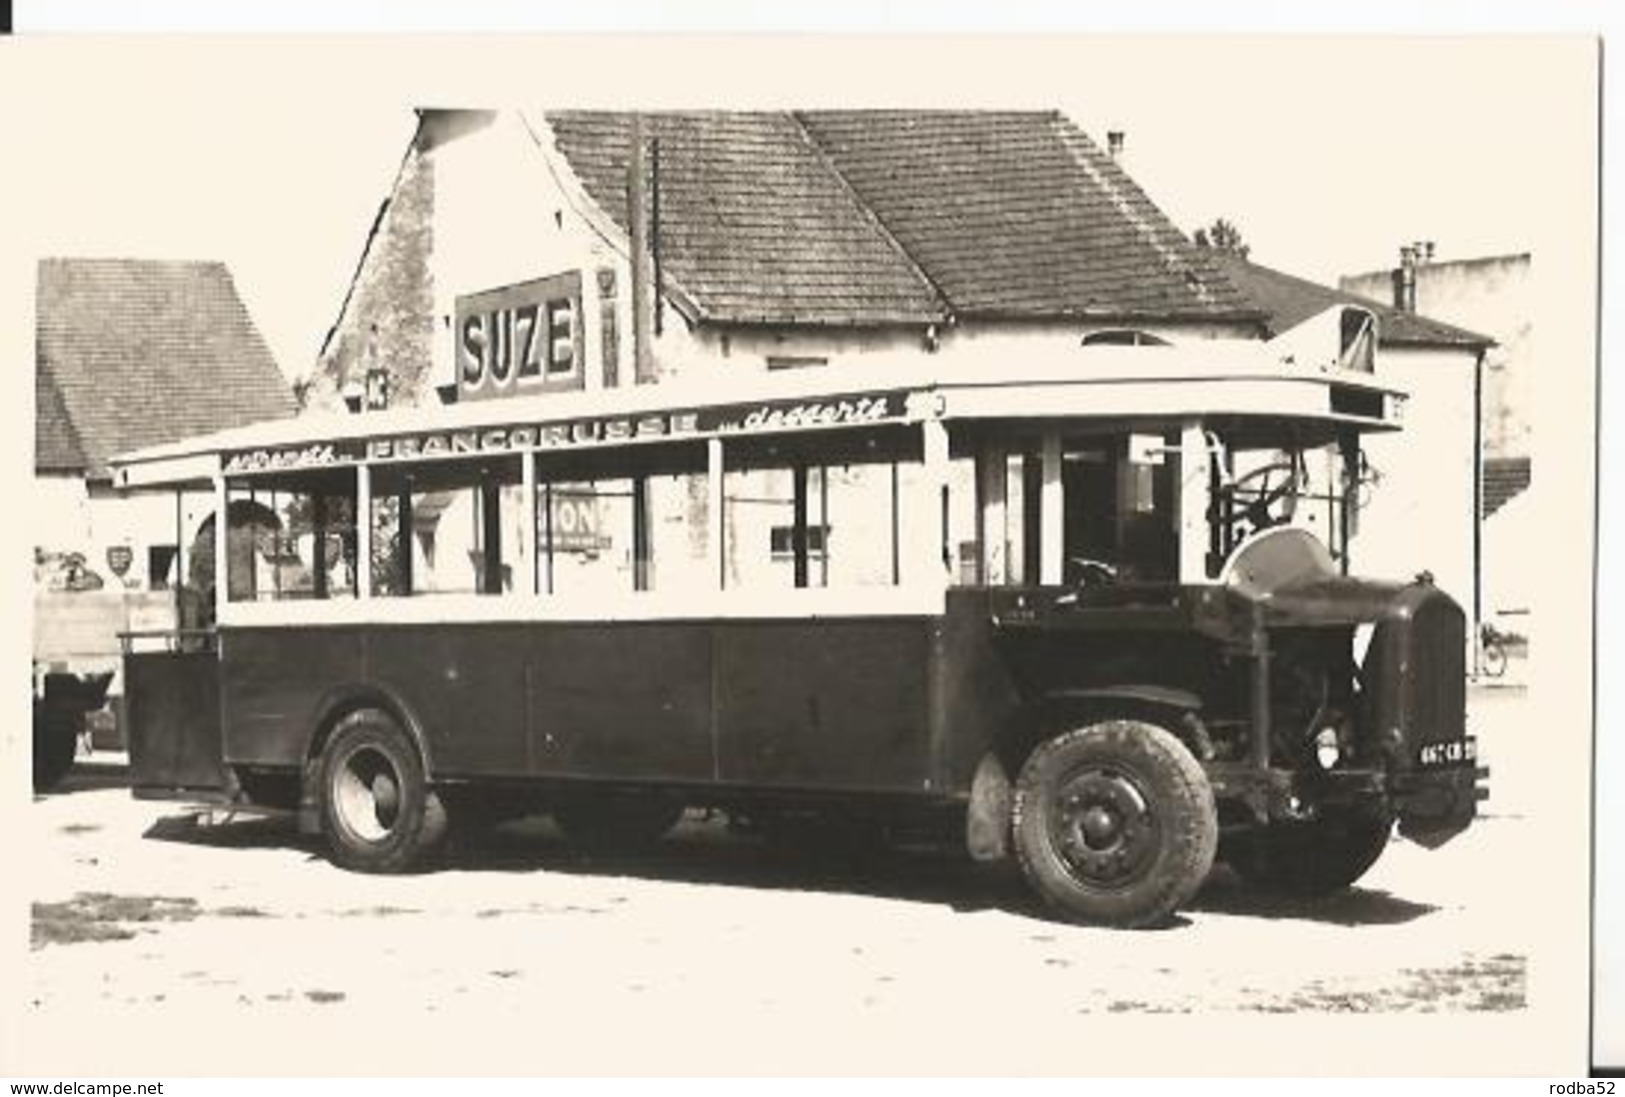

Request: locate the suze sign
(456, 273), (583, 401)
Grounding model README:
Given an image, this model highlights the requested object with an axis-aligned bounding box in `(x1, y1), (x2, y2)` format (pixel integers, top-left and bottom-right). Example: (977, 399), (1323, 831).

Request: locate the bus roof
(111, 325), (1403, 491)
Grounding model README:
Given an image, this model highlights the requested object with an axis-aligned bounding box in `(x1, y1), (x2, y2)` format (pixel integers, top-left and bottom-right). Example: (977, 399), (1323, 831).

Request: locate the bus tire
(551, 793), (684, 856)
(1223, 804), (1392, 897)
(318, 709), (447, 873)
(1012, 720), (1217, 928)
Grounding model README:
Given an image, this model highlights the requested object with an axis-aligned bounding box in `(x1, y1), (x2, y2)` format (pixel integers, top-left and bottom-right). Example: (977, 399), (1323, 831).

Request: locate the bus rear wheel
(318, 709), (447, 873)
(1012, 720), (1217, 928)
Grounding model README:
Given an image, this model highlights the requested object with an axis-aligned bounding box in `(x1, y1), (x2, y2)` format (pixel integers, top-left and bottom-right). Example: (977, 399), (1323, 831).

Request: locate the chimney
(1391, 244), (1419, 313)
(1106, 130), (1125, 160)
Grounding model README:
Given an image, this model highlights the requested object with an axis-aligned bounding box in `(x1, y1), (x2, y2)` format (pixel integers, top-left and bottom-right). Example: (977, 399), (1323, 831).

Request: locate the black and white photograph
(2, 30), (1606, 1079)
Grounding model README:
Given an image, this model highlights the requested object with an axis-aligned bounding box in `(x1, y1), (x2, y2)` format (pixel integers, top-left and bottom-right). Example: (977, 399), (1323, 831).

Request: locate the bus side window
(944, 453), (981, 586)
(721, 435), (911, 591)
(642, 468), (711, 593)
(219, 479), (358, 602)
(370, 461), (522, 597)
(535, 447), (709, 597)
(540, 477), (636, 596)
(974, 445), (1039, 586)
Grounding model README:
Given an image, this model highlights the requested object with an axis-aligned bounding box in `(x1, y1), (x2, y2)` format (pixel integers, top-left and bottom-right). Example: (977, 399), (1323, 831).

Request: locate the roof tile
(36, 258), (298, 479)
(1212, 254), (1494, 349)
(545, 110), (1258, 327)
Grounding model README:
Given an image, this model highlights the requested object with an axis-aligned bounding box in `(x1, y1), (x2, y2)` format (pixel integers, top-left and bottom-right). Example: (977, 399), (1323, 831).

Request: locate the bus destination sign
(223, 392), (909, 475)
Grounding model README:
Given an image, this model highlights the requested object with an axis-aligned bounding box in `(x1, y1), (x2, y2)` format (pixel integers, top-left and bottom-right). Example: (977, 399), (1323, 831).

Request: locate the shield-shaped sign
(105, 544), (133, 578)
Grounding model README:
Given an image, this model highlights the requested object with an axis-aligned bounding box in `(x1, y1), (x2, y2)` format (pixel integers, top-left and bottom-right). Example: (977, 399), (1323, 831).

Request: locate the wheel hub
(334, 746), (402, 843)
(1080, 804), (1119, 847)
(1053, 768), (1158, 887)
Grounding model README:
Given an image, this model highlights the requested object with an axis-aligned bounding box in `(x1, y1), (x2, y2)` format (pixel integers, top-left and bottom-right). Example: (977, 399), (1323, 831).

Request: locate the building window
(769, 523), (828, 560)
(765, 355), (829, 371)
(365, 367), (391, 410)
(148, 544), (178, 590)
(1081, 329), (1171, 347)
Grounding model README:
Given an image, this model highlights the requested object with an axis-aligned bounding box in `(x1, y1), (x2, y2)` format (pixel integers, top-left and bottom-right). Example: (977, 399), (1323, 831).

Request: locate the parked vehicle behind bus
(110, 306), (1484, 927)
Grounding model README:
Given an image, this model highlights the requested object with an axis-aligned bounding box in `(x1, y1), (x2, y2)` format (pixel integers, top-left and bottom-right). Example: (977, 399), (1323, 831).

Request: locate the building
(305, 109), (1263, 414)
(301, 109), (1488, 643)
(34, 257), (297, 678)
(1342, 248), (1531, 459)
(1342, 248), (1533, 633)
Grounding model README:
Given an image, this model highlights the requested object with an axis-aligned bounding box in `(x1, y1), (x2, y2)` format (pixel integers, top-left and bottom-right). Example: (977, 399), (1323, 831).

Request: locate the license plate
(1418, 737), (1476, 767)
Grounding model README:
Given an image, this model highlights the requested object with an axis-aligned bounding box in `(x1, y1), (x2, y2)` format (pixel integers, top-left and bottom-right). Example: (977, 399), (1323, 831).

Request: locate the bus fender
(966, 751), (1014, 863)
(296, 682), (437, 835)
(1038, 685), (1215, 762)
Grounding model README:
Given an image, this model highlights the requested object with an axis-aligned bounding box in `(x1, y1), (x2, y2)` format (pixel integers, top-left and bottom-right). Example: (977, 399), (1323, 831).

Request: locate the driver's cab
(947, 418), (1361, 591)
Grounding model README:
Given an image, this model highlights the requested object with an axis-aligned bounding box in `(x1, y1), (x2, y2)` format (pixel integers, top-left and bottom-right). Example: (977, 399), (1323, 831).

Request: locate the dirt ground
(13, 682), (1545, 1076)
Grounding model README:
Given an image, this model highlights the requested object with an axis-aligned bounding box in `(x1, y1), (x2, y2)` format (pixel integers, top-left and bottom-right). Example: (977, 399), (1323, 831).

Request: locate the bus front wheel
(1012, 720), (1218, 928)
(318, 709), (447, 873)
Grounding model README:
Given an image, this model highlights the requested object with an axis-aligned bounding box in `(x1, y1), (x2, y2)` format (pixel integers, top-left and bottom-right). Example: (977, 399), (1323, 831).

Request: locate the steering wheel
(1224, 459), (1302, 537)
(1066, 556), (1119, 588)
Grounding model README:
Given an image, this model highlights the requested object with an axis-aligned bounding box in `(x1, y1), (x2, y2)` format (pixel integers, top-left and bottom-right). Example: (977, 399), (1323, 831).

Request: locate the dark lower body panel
(123, 605), (1020, 812)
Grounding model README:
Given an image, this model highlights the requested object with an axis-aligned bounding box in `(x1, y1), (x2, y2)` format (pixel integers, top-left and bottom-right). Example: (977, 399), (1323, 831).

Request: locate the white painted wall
(1351, 345), (1479, 621)
(428, 112), (631, 396)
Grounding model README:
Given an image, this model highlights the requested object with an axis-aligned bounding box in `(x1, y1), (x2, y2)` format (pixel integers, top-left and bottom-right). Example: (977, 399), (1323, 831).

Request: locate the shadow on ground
(140, 808), (1440, 930)
(33, 758), (133, 800)
(1188, 865), (1439, 926)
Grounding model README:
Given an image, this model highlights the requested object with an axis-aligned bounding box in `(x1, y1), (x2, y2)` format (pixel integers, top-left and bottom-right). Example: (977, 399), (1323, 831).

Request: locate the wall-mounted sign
(455, 272), (584, 402)
(540, 488), (613, 554)
(223, 391), (912, 475)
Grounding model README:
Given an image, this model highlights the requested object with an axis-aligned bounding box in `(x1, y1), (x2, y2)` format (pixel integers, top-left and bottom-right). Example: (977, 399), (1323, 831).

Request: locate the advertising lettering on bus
(221, 393), (912, 475)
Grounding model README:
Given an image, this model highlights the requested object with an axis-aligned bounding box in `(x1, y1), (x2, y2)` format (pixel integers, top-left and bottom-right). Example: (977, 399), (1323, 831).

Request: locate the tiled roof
(36, 258), (297, 479)
(797, 110), (1253, 321)
(35, 357), (87, 473)
(545, 111), (946, 326)
(543, 110), (1256, 327)
(1213, 254), (1495, 349)
(1484, 455), (1531, 518)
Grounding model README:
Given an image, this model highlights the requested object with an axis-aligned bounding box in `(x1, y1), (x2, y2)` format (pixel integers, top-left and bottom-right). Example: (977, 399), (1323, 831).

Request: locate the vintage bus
(111, 306), (1484, 928)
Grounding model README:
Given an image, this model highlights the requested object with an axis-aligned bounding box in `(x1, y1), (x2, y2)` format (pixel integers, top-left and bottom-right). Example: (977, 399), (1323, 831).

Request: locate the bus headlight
(1314, 728), (1341, 770)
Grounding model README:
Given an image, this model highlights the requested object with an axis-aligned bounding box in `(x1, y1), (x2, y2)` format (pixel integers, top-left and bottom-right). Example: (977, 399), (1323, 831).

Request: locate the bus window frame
(368, 454), (525, 598)
(531, 440), (709, 598)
